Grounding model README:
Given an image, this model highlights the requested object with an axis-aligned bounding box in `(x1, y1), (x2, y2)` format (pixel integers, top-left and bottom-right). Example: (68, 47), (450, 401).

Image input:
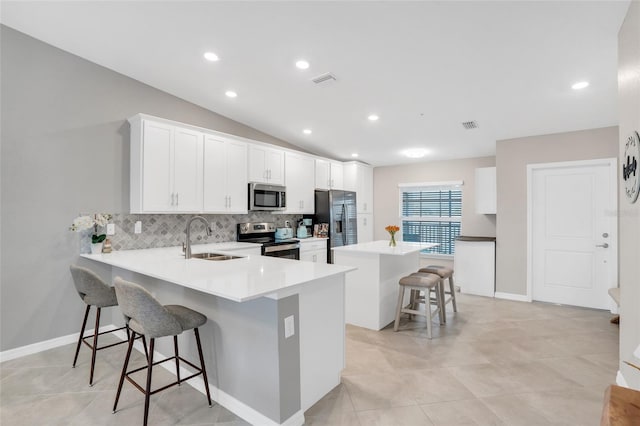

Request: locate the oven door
(262, 243), (300, 260)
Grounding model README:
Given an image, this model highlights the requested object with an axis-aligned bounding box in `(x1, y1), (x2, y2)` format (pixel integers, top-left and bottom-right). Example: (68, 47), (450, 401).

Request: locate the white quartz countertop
(332, 240), (438, 256)
(81, 242), (355, 303)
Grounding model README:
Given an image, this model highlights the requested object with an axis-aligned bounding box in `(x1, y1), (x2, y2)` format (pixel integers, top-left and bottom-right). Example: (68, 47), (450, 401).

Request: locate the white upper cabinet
(343, 161), (373, 214)
(475, 166), (497, 214)
(131, 117), (203, 213)
(248, 144), (285, 185)
(315, 159), (344, 190)
(284, 151), (315, 214)
(203, 135), (248, 213)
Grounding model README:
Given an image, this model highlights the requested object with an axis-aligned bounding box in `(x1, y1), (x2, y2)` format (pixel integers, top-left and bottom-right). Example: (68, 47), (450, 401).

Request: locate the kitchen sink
(191, 252), (242, 261)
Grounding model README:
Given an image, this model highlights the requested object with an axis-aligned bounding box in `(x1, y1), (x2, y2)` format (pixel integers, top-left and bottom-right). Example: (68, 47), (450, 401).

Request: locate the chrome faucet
(184, 216), (212, 259)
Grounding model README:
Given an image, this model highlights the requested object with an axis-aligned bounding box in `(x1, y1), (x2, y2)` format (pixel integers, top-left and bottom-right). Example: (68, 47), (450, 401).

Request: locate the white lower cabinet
(299, 239), (328, 264)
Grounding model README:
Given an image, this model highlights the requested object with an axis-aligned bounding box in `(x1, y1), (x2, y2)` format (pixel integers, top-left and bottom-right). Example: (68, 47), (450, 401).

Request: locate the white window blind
(399, 181), (462, 255)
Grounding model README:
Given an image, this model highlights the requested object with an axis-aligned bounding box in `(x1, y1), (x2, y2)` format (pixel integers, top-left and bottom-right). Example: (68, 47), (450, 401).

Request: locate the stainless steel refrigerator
(314, 190), (358, 263)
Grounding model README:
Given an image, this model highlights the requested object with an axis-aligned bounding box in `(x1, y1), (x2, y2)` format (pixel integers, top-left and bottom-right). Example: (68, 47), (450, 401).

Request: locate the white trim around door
(526, 158), (618, 308)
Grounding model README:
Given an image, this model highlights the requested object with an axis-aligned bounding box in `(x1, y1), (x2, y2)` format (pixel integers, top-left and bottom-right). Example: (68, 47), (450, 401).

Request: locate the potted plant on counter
(70, 213), (112, 254)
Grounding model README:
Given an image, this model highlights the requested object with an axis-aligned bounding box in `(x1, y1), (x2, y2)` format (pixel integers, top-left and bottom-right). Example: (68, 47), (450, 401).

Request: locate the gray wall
(617, 1), (640, 390)
(495, 126), (619, 296)
(0, 25), (302, 351)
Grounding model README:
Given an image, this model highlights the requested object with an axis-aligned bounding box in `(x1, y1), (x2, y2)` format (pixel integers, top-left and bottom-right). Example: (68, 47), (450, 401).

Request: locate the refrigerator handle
(342, 203), (347, 245)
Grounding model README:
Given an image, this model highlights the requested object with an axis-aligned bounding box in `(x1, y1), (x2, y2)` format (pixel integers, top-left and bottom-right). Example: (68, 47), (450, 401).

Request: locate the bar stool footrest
(124, 355), (206, 396)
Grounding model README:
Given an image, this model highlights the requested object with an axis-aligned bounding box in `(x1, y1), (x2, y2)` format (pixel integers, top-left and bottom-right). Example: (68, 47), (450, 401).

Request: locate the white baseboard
(617, 370), (629, 387)
(0, 324), (119, 363)
(494, 292), (531, 302)
(111, 329), (305, 426)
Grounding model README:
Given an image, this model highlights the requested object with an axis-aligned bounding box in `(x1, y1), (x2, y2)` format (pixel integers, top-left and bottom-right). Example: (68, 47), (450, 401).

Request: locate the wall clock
(623, 130), (640, 203)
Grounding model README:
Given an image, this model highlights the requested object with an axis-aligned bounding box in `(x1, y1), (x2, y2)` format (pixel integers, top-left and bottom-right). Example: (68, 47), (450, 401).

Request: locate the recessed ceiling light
(303, 129), (312, 135)
(403, 148), (428, 159)
(351, 153), (359, 158)
(296, 60), (310, 70)
(368, 114), (379, 121)
(203, 52), (219, 62)
(572, 81), (589, 90)
(225, 90), (237, 98)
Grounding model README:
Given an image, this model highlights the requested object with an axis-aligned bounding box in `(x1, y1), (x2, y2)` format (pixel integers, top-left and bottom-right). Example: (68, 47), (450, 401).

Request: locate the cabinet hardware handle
(312, 254), (316, 262)
(596, 243), (609, 248)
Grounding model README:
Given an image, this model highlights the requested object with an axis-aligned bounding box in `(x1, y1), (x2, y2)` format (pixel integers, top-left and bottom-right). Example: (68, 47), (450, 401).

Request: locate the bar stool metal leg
(143, 339), (155, 426)
(73, 305), (91, 368)
(173, 336), (181, 385)
(113, 331), (136, 413)
(89, 307), (102, 386)
(194, 328), (212, 406)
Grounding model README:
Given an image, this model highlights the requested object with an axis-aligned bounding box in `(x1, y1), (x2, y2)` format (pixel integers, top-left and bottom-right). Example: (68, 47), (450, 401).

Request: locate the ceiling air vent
(462, 121), (479, 130)
(312, 72), (337, 85)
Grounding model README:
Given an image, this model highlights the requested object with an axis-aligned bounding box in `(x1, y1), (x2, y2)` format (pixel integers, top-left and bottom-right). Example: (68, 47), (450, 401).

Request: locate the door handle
(596, 243), (609, 248)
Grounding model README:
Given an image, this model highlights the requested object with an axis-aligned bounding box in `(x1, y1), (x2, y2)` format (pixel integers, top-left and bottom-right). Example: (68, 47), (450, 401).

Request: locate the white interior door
(530, 159), (617, 309)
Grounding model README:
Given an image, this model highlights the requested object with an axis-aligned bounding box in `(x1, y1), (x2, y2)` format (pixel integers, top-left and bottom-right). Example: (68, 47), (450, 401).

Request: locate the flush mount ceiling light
(225, 90), (237, 98)
(368, 114), (379, 121)
(203, 52), (219, 62)
(303, 129), (312, 135)
(295, 60), (310, 70)
(351, 153), (359, 158)
(403, 148), (428, 159)
(572, 81), (590, 90)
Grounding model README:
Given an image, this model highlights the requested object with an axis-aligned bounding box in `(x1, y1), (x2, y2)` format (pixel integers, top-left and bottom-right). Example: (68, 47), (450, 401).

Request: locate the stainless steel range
(236, 222), (300, 260)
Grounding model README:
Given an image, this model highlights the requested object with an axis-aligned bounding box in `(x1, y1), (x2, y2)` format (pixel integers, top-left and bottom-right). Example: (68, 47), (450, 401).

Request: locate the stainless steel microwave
(248, 182), (286, 211)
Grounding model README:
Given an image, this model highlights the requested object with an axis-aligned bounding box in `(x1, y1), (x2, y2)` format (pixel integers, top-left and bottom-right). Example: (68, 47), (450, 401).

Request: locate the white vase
(90, 242), (103, 254)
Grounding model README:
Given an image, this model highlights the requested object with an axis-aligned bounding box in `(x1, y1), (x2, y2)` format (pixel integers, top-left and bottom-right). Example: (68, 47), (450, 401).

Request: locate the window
(399, 181), (462, 256)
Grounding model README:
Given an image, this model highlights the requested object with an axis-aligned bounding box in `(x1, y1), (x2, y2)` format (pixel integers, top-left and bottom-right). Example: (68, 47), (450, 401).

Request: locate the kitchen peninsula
(82, 243), (355, 426)
(333, 240), (437, 330)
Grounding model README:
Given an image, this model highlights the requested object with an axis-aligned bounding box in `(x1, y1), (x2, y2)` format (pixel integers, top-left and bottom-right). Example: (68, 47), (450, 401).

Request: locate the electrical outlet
(284, 315), (295, 338)
(106, 223), (115, 235)
(134, 221), (142, 234)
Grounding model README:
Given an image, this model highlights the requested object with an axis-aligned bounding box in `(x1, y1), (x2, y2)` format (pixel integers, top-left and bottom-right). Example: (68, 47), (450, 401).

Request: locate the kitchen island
(82, 243), (355, 426)
(333, 240), (437, 330)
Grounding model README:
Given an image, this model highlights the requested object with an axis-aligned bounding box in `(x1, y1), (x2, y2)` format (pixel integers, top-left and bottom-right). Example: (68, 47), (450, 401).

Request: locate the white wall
(617, 0), (640, 389)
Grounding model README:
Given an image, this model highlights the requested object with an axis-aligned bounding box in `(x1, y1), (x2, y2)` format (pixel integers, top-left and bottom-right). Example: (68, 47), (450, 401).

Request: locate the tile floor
(1, 293), (619, 425)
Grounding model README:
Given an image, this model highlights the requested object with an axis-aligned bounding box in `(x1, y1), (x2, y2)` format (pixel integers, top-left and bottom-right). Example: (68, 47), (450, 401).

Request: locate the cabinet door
(330, 162), (344, 189)
(359, 165), (373, 213)
(475, 167), (497, 214)
(173, 128), (203, 212)
(203, 136), (227, 212)
(285, 152), (315, 213)
(358, 214), (374, 243)
(142, 120), (173, 212)
(315, 159), (330, 190)
(226, 140), (248, 213)
(248, 145), (268, 183)
(265, 148), (285, 185)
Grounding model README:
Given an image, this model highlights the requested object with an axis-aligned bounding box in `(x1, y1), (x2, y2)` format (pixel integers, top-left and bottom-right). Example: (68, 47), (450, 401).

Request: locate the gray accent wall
(0, 25), (303, 351)
(617, 1), (640, 389)
(495, 126), (618, 296)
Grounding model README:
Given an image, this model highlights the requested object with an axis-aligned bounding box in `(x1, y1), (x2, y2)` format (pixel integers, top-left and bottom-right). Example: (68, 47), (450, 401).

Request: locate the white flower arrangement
(69, 213), (113, 243)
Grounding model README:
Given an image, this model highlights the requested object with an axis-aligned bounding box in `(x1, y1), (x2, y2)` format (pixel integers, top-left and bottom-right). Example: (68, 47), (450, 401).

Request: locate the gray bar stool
(418, 265), (457, 322)
(393, 272), (443, 338)
(113, 277), (212, 426)
(70, 265), (146, 386)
